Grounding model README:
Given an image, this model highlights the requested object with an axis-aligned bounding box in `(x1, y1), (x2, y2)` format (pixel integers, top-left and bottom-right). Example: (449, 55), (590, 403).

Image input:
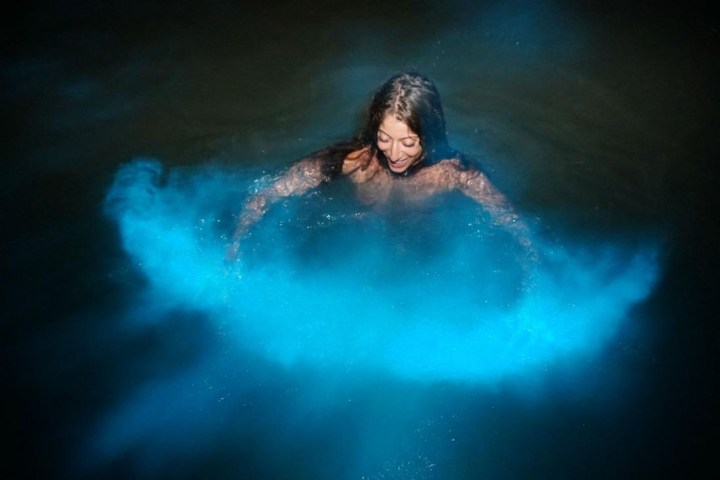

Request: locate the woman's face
(377, 115), (423, 174)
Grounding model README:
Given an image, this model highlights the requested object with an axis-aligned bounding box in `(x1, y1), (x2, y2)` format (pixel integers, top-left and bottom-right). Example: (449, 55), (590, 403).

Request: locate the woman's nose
(390, 142), (401, 160)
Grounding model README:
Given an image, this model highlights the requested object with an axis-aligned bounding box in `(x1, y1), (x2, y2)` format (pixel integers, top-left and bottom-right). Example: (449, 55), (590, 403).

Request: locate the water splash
(104, 158), (660, 383)
(82, 157), (663, 476)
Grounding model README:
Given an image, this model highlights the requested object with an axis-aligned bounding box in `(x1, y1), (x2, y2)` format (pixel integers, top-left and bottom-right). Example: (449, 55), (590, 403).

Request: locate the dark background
(2, 1), (718, 478)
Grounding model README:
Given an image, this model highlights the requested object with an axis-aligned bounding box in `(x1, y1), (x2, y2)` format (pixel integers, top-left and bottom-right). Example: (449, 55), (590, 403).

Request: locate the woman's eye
(378, 136), (389, 143)
(402, 142), (417, 148)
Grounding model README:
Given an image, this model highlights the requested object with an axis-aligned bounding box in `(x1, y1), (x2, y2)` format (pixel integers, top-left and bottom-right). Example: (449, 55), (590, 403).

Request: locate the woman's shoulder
(427, 153), (488, 187)
(435, 157), (463, 169)
(341, 146), (373, 175)
(434, 152), (481, 173)
(345, 146), (372, 161)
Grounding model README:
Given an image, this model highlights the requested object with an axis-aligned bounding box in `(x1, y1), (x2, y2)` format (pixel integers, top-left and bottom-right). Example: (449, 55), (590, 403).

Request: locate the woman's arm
(452, 162), (539, 267)
(226, 156), (328, 260)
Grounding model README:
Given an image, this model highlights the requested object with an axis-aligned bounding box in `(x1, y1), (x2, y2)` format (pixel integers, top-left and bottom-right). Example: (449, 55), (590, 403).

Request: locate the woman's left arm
(452, 162), (538, 264)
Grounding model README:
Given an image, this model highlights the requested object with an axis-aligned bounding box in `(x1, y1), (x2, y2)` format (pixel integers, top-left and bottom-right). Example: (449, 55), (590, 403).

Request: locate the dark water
(3, 1), (718, 478)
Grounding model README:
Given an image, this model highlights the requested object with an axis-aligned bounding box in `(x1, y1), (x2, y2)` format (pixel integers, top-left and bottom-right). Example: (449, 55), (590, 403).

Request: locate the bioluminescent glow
(104, 158), (661, 384)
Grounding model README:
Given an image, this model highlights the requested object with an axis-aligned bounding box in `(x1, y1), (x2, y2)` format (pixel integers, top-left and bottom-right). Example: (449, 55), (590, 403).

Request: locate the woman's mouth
(389, 158), (408, 169)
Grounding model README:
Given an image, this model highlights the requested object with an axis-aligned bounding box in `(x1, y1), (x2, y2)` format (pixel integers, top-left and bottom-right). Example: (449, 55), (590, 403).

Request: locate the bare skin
(227, 111), (536, 268)
(228, 146), (534, 261)
(342, 146), (515, 215)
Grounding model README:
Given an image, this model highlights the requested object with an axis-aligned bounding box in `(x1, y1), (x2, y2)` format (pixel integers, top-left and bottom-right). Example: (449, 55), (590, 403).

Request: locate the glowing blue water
(104, 158), (661, 385)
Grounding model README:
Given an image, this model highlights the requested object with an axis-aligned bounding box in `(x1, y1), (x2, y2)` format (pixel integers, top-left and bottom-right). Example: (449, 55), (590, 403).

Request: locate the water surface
(3, 1), (718, 478)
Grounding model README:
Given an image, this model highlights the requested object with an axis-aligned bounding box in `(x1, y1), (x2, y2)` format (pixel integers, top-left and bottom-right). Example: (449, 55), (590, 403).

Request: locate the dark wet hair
(314, 72), (460, 178)
(361, 72), (452, 170)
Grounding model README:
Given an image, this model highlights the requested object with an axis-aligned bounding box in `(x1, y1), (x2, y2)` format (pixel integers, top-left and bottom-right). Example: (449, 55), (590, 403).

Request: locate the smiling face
(377, 115), (424, 174)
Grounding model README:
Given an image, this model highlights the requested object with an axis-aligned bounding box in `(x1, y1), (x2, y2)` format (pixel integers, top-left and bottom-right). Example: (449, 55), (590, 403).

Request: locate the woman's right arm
(226, 157), (328, 261)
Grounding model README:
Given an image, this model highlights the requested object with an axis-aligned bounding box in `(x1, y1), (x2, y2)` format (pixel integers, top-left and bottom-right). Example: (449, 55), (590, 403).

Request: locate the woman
(227, 72), (535, 263)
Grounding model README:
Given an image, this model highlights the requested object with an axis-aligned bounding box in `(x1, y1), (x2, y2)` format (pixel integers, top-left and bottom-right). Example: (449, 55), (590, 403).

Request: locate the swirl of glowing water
(105, 158), (660, 383)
